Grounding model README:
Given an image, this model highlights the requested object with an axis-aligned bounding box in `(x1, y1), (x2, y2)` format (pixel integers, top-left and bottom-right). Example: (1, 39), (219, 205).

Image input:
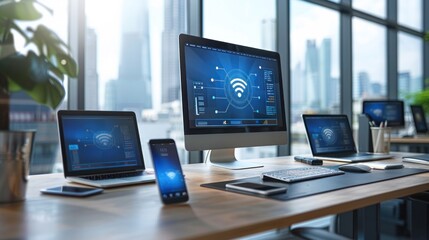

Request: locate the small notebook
(57, 110), (155, 188)
(403, 154), (429, 165)
(302, 114), (392, 162)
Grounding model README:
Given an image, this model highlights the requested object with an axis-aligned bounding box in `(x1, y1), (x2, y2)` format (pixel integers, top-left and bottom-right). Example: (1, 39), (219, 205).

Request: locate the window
(290, 0), (340, 154)
(352, 18), (386, 121)
(398, 32), (423, 104)
(398, 0), (422, 31)
(203, 0), (276, 51)
(352, 0), (386, 19)
(203, 0), (278, 159)
(85, 0), (188, 166)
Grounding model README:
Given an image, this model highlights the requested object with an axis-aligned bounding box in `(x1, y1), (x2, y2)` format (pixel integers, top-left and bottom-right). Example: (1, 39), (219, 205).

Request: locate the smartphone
(40, 186), (103, 197)
(149, 139), (189, 204)
(225, 182), (287, 195)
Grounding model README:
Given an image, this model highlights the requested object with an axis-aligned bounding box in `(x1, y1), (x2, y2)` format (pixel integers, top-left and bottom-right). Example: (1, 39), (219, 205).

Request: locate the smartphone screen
(149, 139), (189, 204)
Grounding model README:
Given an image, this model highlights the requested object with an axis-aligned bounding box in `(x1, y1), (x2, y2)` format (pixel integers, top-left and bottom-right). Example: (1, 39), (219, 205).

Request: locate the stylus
(294, 156), (323, 165)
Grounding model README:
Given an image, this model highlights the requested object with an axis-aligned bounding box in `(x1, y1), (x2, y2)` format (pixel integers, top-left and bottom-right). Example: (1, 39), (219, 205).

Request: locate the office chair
(409, 191), (429, 240)
(290, 227), (351, 240)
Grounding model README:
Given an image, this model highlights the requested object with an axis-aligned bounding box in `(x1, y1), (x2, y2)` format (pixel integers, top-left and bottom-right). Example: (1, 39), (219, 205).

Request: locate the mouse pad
(201, 167), (429, 201)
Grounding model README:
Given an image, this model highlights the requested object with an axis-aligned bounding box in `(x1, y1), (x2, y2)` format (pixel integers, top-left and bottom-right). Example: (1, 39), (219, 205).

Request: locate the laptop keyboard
(262, 166), (345, 183)
(83, 171), (143, 181)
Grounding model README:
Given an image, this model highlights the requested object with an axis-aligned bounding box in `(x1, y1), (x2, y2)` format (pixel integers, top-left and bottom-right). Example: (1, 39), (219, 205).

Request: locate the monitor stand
(208, 148), (263, 170)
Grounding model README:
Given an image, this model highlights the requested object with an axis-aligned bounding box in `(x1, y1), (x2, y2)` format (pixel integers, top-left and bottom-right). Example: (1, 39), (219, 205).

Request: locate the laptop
(57, 110), (155, 188)
(302, 114), (392, 162)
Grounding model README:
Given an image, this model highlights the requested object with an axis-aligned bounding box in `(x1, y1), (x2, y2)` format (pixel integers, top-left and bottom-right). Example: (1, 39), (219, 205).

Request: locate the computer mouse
(339, 164), (372, 173)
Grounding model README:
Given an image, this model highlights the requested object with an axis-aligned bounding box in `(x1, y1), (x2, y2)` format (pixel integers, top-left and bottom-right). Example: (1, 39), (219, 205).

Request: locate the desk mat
(201, 167), (429, 201)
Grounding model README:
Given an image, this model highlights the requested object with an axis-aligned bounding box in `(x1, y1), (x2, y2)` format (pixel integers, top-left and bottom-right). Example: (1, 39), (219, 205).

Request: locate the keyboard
(83, 171), (143, 180)
(261, 166), (345, 183)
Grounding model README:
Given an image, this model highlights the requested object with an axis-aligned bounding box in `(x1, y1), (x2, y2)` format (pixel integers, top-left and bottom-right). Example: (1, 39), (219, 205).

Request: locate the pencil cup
(370, 127), (391, 154)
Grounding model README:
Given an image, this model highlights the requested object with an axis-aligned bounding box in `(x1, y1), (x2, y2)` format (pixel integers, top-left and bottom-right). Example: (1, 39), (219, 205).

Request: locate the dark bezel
(410, 105), (428, 133)
(179, 34), (287, 136)
(148, 138), (189, 204)
(57, 110), (145, 177)
(302, 114), (357, 156)
(362, 100), (405, 127)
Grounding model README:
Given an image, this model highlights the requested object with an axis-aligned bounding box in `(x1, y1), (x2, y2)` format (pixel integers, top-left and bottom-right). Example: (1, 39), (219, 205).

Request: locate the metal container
(0, 131), (35, 203)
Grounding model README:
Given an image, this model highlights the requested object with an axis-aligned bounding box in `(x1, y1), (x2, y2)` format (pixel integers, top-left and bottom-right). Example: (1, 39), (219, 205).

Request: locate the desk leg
(337, 204), (380, 240)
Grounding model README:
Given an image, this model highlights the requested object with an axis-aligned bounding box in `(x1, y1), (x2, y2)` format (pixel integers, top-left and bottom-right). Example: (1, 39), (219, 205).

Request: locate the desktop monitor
(410, 105), (428, 134)
(179, 34), (287, 169)
(362, 100), (405, 127)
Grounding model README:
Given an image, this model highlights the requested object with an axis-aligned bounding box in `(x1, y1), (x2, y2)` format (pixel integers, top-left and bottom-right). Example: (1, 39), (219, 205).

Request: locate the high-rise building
(319, 38), (331, 109)
(105, 0), (152, 112)
(85, 28), (98, 110)
(261, 18), (276, 51)
(292, 62), (305, 106)
(354, 71), (371, 99)
(398, 72), (411, 97)
(304, 40), (320, 109)
(161, 0), (187, 104)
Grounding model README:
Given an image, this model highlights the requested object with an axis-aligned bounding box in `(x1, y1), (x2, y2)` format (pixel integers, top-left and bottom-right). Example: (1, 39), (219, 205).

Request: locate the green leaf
(0, 0), (42, 20)
(27, 51), (49, 83)
(0, 52), (36, 90)
(0, 31), (16, 58)
(26, 74), (65, 109)
(30, 25), (78, 77)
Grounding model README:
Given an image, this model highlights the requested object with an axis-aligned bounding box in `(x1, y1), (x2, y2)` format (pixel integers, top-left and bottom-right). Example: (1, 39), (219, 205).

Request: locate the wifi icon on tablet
(230, 78), (247, 98)
(322, 128), (337, 145)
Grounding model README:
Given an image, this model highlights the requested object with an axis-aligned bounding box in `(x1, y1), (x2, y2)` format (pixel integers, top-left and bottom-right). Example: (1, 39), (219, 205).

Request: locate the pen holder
(370, 127), (391, 154)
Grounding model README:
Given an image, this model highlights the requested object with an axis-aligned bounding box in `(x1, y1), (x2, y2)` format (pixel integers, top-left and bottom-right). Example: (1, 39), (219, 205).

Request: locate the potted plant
(0, 0), (77, 202)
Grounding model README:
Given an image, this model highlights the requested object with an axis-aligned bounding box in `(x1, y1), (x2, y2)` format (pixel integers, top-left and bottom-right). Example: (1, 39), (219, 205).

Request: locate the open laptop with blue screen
(57, 110), (155, 188)
(302, 114), (392, 162)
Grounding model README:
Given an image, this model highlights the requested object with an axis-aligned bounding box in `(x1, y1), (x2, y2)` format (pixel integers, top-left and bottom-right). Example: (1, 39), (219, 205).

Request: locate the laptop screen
(58, 111), (145, 176)
(302, 115), (356, 155)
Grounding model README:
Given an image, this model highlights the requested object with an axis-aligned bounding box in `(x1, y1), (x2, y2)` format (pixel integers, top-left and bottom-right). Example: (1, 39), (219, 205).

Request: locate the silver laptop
(302, 114), (392, 162)
(58, 110), (155, 188)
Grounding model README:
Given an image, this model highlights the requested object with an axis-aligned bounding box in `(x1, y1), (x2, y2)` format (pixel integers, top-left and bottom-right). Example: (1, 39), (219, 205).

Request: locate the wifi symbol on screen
(166, 171), (176, 180)
(230, 78), (248, 98)
(94, 133), (114, 149)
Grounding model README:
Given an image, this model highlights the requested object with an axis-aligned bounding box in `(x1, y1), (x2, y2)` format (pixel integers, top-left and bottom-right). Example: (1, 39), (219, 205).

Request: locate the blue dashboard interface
(184, 43), (282, 129)
(150, 142), (187, 199)
(305, 116), (355, 154)
(363, 101), (404, 127)
(62, 116), (143, 172)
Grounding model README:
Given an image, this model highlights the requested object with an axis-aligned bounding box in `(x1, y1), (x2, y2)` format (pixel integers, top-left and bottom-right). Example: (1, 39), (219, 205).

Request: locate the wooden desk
(391, 137), (429, 153)
(1, 153), (429, 240)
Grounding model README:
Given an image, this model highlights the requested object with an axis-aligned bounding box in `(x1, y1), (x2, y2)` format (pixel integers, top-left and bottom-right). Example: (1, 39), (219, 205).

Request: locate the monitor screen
(179, 34), (287, 168)
(362, 100), (404, 127)
(410, 105), (428, 133)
